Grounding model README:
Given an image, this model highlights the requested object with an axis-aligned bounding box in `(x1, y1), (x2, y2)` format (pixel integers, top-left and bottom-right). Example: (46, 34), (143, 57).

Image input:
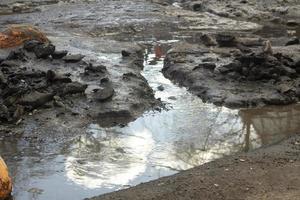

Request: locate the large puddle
(1, 41), (300, 200)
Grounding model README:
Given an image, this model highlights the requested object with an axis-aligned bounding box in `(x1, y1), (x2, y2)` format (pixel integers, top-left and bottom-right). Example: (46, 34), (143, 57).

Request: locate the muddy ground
(0, 0), (299, 199)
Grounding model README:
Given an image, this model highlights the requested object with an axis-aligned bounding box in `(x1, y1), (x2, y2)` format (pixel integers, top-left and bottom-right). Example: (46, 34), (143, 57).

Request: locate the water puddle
(1, 41), (300, 200)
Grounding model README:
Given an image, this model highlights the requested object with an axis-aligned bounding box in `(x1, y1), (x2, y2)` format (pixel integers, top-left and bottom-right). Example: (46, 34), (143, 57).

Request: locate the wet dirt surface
(0, 0), (299, 200)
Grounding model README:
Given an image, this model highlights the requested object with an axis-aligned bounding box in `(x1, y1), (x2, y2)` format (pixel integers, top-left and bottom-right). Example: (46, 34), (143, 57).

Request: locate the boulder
(34, 43), (55, 59)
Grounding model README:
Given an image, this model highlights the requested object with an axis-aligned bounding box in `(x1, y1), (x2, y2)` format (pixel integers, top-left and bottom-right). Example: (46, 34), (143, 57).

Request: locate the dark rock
(222, 61), (242, 72)
(85, 64), (107, 73)
(216, 33), (237, 47)
(34, 43), (55, 59)
(63, 54), (85, 63)
(46, 70), (72, 83)
(18, 91), (54, 109)
(190, 2), (204, 12)
(51, 50), (68, 59)
(285, 37), (300, 46)
(193, 63), (216, 71)
(0, 104), (9, 121)
(62, 82), (87, 95)
(200, 34), (217, 46)
(121, 50), (131, 57)
(23, 40), (42, 52)
(286, 20), (299, 26)
(94, 85), (115, 102)
(157, 85), (164, 91)
(0, 60), (20, 67)
(224, 97), (246, 108)
(7, 49), (27, 61)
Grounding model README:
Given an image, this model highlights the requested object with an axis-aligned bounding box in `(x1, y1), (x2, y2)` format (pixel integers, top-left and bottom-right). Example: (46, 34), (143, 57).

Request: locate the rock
(286, 20), (299, 26)
(224, 97), (246, 108)
(63, 54), (85, 63)
(51, 50), (68, 59)
(189, 1), (204, 12)
(216, 33), (237, 47)
(6, 49), (27, 61)
(200, 34), (217, 46)
(23, 40), (42, 52)
(222, 61), (242, 72)
(46, 70), (72, 83)
(0, 104), (9, 121)
(193, 63), (216, 71)
(121, 50), (131, 57)
(18, 91), (54, 109)
(157, 85), (164, 91)
(94, 85), (115, 102)
(84, 64), (107, 73)
(34, 43), (55, 59)
(285, 37), (300, 46)
(62, 82), (87, 95)
(0, 71), (7, 85)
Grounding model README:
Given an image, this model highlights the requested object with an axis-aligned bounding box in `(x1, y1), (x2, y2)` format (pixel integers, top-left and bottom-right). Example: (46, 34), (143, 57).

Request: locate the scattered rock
(63, 54), (85, 63)
(34, 43), (55, 59)
(51, 50), (68, 59)
(121, 50), (131, 57)
(285, 37), (300, 46)
(200, 34), (217, 46)
(62, 82), (87, 95)
(18, 91), (54, 109)
(23, 40), (42, 52)
(157, 85), (164, 91)
(216, 33), (237, 47)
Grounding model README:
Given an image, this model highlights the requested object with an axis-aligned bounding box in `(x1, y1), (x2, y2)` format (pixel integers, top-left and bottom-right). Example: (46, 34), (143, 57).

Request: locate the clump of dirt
(0, 40), (88, 123)
(162, 34), (300, 108)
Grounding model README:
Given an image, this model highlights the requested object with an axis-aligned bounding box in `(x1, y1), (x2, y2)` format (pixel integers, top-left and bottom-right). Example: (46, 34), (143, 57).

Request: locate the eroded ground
(0, 0), (299, 200)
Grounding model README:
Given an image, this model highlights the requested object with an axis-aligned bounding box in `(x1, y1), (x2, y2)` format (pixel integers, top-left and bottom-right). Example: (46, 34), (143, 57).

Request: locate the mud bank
(89, 134), (300, 200)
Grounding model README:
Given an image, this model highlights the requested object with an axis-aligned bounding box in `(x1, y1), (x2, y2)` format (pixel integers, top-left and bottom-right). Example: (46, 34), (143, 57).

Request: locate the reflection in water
(64, 45), (300, 193)
(0, 43), (299, 200)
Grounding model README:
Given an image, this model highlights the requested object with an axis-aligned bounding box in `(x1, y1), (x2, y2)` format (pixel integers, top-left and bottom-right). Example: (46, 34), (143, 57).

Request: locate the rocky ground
(0, 0), (299, 199)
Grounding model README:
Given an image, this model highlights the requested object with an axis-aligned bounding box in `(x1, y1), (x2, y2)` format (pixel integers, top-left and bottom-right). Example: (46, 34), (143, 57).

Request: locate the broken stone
(18, 91), (54, 109)
(157, 85), (164, 91)
(34, 43), (55, 59)
(51, 50), (68, 59)
(285, 37), (300, 46)
(121, 50), (131, 57)
(216, 33), (237, 47)
(94, 85), (115, 102)
(23, 40), (42, 52)
(200, 34), (217, 46)
(62, 82), (87, 95)
(63, 54), (85, 63)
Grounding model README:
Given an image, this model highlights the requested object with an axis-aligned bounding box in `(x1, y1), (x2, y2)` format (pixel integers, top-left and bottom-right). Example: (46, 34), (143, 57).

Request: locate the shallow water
(1, 41), (300, 200)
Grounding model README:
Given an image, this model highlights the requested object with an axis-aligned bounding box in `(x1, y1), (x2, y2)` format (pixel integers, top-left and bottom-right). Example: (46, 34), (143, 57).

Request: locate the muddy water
(1, 42), (300, 200)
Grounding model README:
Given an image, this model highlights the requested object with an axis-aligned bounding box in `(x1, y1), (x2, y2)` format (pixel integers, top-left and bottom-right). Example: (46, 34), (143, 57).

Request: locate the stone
(94, 85), (115, 102)
(34, 43), (55, 59)
(23, 40), (42, 52)
(285, 37), (300, 46)
(62, 82), (87, 95)
(46, 70), (72, 83)
(18, 91), (54, 108)
(286, 20), (299, 26)
(216, 33), (237, 47)
(193, 63), (216, 71)
(63, 54), (85, 63)
(157, 85), (164, 91)
(51, 50), (68, 59)
(121, 50), (131, 57)
(200, 34), (217, 46)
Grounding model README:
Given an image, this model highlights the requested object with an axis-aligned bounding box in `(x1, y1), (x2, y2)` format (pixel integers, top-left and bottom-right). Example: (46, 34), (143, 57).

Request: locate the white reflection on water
(65, 49), (251, 189)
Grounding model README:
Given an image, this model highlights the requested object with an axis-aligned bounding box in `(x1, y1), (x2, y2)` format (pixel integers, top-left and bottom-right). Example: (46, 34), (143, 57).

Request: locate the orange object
(0, 157), (12, 199)
(0, 25), (49, 48)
